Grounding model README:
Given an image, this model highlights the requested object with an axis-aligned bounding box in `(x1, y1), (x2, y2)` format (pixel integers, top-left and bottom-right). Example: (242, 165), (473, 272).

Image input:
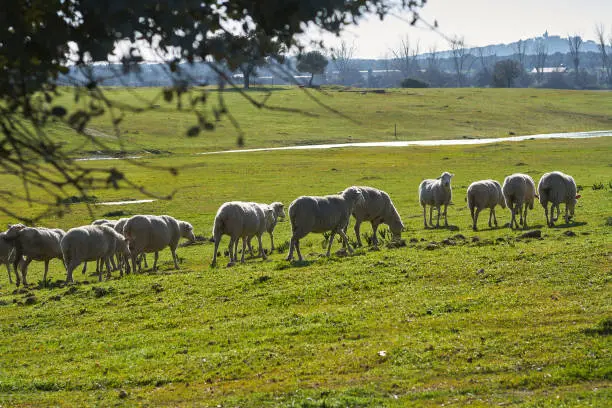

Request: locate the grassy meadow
(0, 88), (611, 406)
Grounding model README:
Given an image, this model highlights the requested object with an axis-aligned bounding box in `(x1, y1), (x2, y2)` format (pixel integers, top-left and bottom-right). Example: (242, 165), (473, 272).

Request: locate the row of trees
(286, 28), (612, 89)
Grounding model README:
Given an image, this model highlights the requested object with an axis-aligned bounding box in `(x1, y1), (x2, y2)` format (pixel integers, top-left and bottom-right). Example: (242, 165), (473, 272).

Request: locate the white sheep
(246, 202), (285, 255)
(466, 179), (507, 231)
(82, 219), (120, 274)
(123, 215), (195, 272)
(502, 173), (538, 230)
(3, 224), (65, 286)
(286, 186), (364, 262)
(211, 202), (273, 267)
(113, 217), (148, 270)
(418, 172), (454, 228)
(62, 225), (131, 283)
(537, 171), (580, 227)
(349, 186), (404, 247)
(0, 232), (16, 284)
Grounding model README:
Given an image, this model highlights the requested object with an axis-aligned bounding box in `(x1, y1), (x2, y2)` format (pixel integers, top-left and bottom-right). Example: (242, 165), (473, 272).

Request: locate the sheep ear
(450, 173), (454, 177)
(436, 176), (441, 180)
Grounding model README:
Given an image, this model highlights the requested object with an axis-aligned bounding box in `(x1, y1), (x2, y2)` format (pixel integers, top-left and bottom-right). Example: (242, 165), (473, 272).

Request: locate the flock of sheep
(0, 170), (579, 285)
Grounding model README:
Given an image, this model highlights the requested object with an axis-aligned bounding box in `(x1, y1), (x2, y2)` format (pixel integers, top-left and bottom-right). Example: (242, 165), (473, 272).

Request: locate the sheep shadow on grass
(551, 221), (587, 229)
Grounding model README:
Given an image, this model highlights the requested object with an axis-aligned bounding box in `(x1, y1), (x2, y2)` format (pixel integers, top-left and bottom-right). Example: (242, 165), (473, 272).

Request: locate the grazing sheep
(62, 225), (131, 283)
(113, 218), (148, 270)
(124, 215), (195, 272)
(537, 171), (580, 227)
(3, 224), (65, 286)
(502, 173), (538, 230)
(246, 202), (285, 255)
(0, 232), (16, 284)
(211, 202), (273, 267)
(349, 186), (404, 247)
(419, 172), (454, 228)
(286, 186), (364, 262)
(466, 180), (507, 231)
(82, 219), (120, 274)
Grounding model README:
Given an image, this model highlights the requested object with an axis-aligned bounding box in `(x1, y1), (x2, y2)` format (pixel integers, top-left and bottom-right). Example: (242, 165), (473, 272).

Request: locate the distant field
(44, 87), (612, 154)
(0, 129), (611, 405)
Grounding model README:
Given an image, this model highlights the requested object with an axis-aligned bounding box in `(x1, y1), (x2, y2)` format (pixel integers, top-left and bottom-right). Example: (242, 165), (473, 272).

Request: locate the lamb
(502, 173), (538, 230)
(418, 172), (454, 228)
(211, 202), (273, 267)
(349, 186), (404, 247)
(246, 202), (285, 255)
(285, 186), (364, 262)
(466, 180), (507, 231)
(3, 224), (65, 286)
(62, 225), (131, 283)
(537, 171), (580, 227)
(123, 215), (195, 272)
(0, 232), (16, 284)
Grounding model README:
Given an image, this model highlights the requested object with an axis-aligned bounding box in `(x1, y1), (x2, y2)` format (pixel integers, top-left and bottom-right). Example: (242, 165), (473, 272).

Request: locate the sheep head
(180, 221), (196, 242)
(437, 172), (454, 188)
(271, 202), (285, 219)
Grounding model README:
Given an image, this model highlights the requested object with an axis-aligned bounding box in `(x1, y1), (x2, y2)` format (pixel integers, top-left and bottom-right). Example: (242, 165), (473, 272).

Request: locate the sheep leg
(6, 262), (12, 284)
(82, 262), (87, 275)
(246, 237), (254, 257)
(20, 257), (32, 286)
(240, 238), (247, 263)
(257, 235), (266, 260)
(470, 206), (475, 229)
(171, 247), (179, 269)
(211, 235), (221, 267)
(142, 254), (149, 268)
(110, 255), (118, 271)
(98, 258), (103, 282)
(338, 229), (353, 254)
(66, 260), (78, 284)
(130, 252), (138, 275)
(43, 260), (50, 286)
(227, 237), (236, 265)
(564, 204), (570, 224)
(234, 238), (240, 263)
(544, 204), (550, 227)
(326, 231), (337, 256)
(371, 222), (380, 247)
(473, 207), (481, 231)
(522, 206), (529, 230)
(509, 205), (515, 229)
(354, 221), (363, 247)
(429, 206), (434, 227)
(153, 251), (159, 271)
(435, 205), (441, 228)
(492, 208), (498, 227)
(286, 237), (295, 261)
(295, 238), (303, 261)
(443, 204), (449, 227)
(269, 231), (275, 252)
(422, 206), (428, 228)
(105, 257), (113, 280)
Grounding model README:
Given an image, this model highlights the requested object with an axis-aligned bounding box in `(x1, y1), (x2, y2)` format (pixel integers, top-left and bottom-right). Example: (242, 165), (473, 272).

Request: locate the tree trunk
(309, 72), (314, 87)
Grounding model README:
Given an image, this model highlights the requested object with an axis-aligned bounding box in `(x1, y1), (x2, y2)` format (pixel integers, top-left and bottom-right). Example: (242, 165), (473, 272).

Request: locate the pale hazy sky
(309, 0), (612, 58)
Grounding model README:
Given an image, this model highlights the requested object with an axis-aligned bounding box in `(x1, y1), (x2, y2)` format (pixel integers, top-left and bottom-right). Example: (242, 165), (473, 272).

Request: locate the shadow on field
(552, 221), (587, 229)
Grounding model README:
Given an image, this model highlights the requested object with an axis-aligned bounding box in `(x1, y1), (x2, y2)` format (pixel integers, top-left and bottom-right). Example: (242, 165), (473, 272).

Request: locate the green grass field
(44, 87), (612, 154)
(0, 88), (611, 407)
